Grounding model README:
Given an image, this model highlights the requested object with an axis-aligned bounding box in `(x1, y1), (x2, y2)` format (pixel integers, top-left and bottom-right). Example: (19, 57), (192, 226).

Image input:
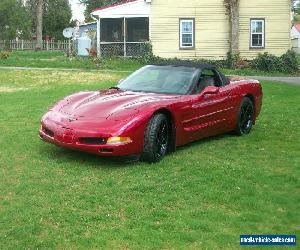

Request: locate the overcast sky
(69, 0), (86, 22)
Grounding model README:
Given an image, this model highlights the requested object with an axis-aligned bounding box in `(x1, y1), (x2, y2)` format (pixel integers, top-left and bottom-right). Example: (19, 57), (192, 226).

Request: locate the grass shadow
(175, 132), (235, 153)
(39, 144), (141, 169)
(38, 133), (237, 168)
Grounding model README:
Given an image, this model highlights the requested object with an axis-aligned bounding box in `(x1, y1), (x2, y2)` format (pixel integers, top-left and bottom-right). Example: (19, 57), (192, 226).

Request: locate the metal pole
(68, 38), (71, 58)
(123, 17), (126, 57)
(91, 13), (101, 58)
(98, 18), (101, 57)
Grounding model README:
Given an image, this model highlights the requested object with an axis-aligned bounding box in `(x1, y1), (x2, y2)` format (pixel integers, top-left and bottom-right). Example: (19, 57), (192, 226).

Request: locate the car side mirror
(118, 79), (124, 84)
(200, 86), (219, 96)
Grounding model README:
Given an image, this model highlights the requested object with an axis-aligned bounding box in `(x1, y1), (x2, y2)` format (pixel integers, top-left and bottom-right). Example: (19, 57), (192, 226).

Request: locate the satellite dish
(63, 27), (74, 38)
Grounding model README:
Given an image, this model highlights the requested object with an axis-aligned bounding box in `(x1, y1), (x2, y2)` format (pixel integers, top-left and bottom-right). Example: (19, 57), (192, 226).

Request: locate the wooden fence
(0, 40), (76, 51)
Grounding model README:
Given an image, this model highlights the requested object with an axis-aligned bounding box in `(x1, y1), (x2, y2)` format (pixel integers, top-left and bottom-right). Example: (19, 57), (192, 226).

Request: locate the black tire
(235, 97), (254, 135)
(141, 113), (169, 163)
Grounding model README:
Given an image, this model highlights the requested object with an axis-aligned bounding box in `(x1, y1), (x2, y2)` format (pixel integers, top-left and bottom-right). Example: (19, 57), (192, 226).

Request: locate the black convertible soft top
(152, 62), (230, 86)
(153, 61), (216, 70)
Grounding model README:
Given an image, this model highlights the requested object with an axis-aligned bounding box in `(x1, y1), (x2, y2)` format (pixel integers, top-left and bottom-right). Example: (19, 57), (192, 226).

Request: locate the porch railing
(99, 42), (149, 57)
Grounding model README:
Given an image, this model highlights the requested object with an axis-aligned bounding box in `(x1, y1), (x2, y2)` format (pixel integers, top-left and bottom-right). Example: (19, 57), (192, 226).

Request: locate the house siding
(239, 0), (291, 58)
(150, 0), (291, 59)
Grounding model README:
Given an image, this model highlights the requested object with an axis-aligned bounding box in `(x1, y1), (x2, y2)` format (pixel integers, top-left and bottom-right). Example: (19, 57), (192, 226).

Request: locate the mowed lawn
(0, 69), (299, 249)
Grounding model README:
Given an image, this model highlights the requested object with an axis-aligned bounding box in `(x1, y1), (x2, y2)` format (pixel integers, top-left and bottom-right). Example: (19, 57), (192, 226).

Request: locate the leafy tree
(43, 0), (72, 39)
(295, 1), (300, 14)
(292, 1), (298, 13)
(25, 0), (38, 33)
(79, 0), (124, 21)
(26, 0), (72, 40)
(0, 0), (31, 40)
(291, 0), (300, 23)
(36, 0), (43, 47)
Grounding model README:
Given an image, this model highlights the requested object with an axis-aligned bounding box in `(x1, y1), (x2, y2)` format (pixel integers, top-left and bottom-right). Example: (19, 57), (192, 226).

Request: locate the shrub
(250, 50), (298, 74)
(138, 43), (160, 64)
(250, 53), (282, 72)
(87, 47), (97, 57)
(280, 50), (299, 74)
(125, 42), (299, 74)
(226, 51), (235, 69)
(0, 50), (10, 60)
(138, 43), (228, 68)
(226, 51), (249, 69)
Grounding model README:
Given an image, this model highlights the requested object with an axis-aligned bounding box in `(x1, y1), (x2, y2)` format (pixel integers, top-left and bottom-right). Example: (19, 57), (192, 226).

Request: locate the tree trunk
(36, 0), (43, 48)
(230, 0), (239, 54)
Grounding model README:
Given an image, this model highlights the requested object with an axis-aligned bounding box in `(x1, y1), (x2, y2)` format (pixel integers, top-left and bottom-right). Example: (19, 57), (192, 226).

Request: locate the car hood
(57, 89), (180, 121)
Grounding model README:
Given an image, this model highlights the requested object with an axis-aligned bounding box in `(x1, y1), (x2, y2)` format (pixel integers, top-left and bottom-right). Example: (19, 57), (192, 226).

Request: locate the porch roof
(91, 0), (150, 19)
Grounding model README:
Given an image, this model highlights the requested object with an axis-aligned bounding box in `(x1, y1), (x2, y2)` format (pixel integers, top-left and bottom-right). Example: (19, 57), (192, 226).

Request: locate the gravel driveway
(249, 76), (300, 86)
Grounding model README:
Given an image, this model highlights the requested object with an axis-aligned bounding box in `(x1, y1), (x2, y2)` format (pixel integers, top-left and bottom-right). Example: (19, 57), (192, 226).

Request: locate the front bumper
(39, 123), (142, 157)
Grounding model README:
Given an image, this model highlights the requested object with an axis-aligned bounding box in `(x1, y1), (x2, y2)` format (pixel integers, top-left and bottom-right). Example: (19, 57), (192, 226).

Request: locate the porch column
(97, 17), (101, 57)
(123, 17), (127, 57)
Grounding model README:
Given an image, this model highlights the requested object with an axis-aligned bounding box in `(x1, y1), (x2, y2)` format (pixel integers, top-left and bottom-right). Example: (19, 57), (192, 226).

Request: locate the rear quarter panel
(229, 77), (263, 124)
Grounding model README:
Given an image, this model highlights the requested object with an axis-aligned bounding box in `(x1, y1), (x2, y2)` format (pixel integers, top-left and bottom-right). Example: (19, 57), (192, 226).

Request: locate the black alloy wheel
(235, 97), (254, 135)
(142, 113), (169, 163)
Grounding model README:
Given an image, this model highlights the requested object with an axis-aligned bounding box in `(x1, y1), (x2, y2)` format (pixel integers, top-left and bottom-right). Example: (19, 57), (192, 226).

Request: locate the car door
(182, 68), (235, 141)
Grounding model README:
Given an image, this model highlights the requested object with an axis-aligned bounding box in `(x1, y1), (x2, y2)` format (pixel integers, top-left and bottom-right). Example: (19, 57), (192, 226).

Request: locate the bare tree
(224, 0), (240, 54)
(36, 0), (43, 48)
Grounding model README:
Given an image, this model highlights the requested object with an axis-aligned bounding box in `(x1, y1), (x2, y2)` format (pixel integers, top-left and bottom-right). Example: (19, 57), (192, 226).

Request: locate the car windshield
(117, 65), (199, 95)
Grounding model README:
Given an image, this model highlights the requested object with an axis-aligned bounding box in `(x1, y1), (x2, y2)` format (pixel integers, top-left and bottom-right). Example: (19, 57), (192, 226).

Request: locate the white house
(291, 24), (300, 53)
(91, 0), (150, 57)
(91, 0), (291, 59)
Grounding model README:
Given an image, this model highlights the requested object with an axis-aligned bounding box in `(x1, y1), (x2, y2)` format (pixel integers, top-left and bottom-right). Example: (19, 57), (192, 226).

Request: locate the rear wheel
(235, 97), (254, 135)
(141, 113), (169, 163)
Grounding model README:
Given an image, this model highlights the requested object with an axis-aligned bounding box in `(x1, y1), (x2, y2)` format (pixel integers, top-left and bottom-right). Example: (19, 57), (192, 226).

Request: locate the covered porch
(91, 0), (150, 57)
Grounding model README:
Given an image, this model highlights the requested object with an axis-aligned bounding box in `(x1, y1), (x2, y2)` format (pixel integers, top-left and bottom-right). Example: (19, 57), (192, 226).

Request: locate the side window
(195, 69), (222, 93)
(201, 69), (215, 78)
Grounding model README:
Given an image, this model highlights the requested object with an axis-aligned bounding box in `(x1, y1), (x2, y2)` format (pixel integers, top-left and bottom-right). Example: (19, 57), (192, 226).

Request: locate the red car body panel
(39, 76), (263, 157)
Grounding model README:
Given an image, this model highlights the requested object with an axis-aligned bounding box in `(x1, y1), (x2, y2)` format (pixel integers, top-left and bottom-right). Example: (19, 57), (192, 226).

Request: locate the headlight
(106, 137), (132, 145)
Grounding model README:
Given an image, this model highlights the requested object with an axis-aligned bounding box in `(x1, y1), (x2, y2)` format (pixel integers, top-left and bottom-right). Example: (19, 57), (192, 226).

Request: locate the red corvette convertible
(39, 63), (263, 162)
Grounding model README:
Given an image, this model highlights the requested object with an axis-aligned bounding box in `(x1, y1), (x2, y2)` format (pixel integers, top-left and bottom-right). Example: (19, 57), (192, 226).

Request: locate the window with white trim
(250, 19), (265, 48)
(180, 19), (194, 49)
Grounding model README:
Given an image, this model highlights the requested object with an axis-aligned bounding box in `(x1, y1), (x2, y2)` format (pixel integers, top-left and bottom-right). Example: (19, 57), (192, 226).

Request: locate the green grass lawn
(0, 51), (298, 76)
(0, 69), (299, 249)
(0, 51), (143, 71)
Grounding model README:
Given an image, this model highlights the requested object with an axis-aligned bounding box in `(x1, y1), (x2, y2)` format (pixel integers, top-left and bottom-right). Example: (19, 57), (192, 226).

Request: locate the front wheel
(235, 97), (254, 135)
(141, 113), (169, 163)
